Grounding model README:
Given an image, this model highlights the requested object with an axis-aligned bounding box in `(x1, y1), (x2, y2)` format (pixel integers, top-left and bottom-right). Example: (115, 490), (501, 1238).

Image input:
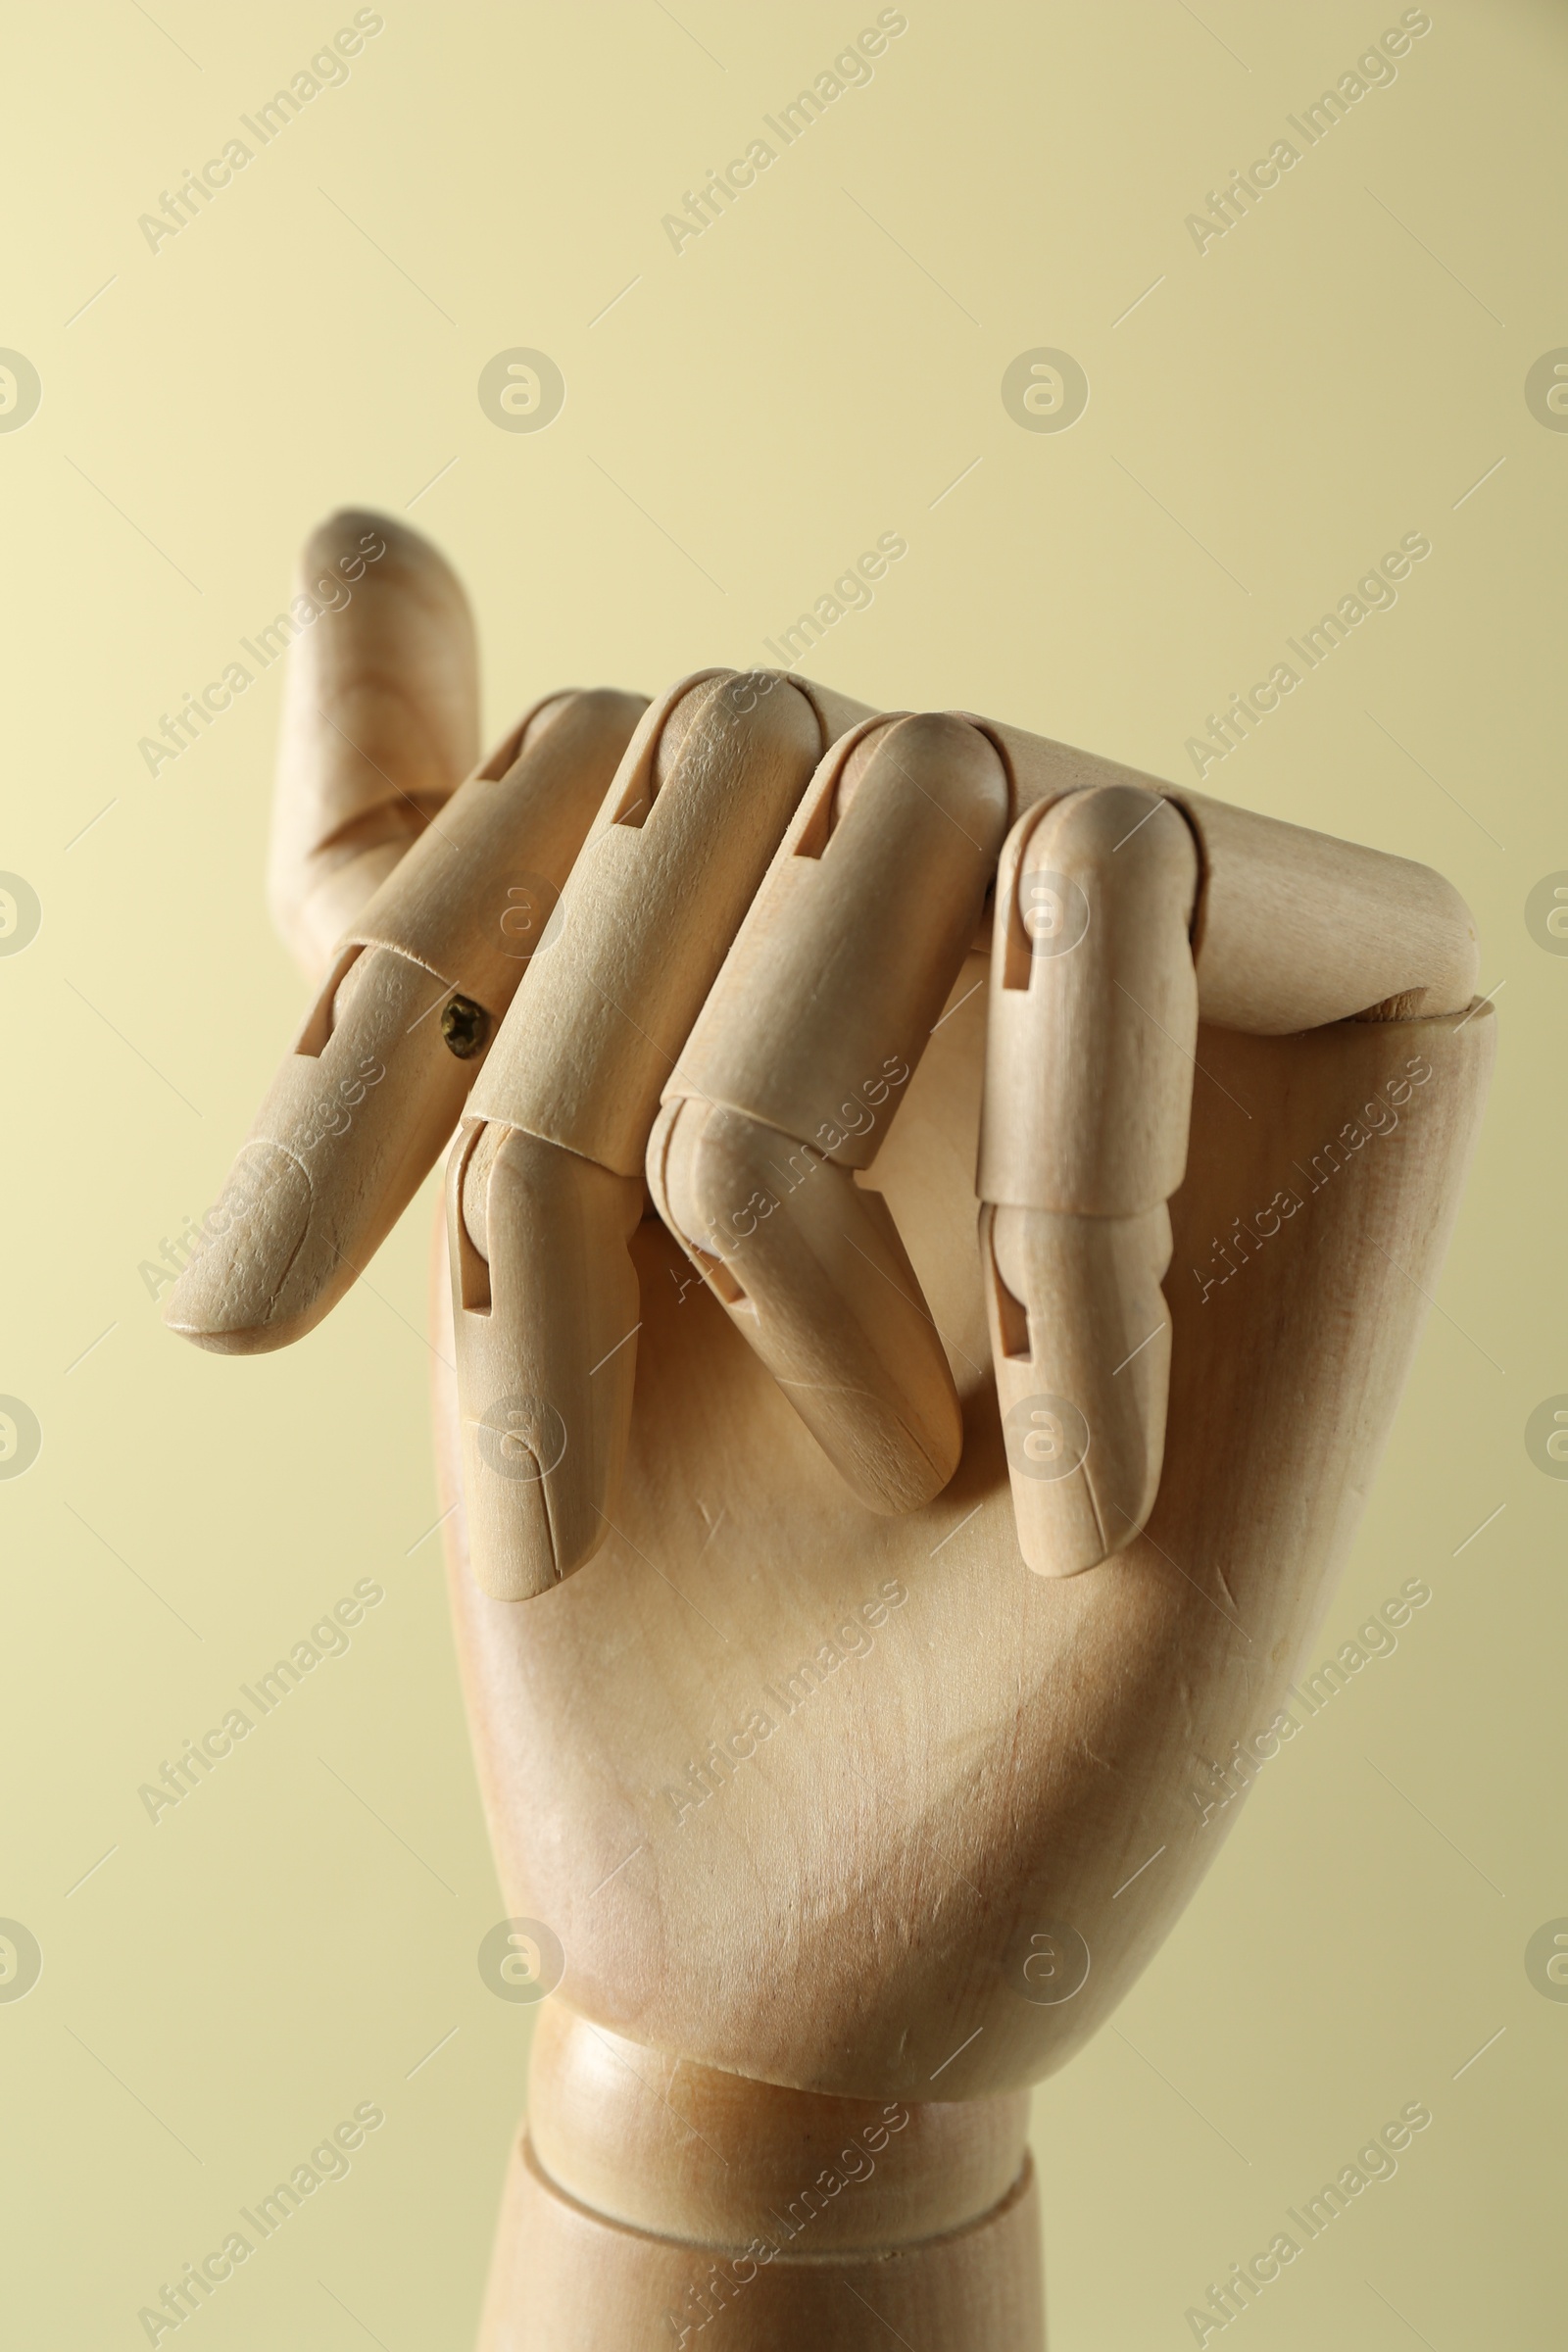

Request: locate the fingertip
(654, 1099), (962, 1521)
(305, 506), (464, 592)
(985, 1205), (1169, 1582)
(465, 1437), (566, 1602)
(162, 1142), (315, 1353)
(451, 1125), (642, 1603)
(463, 1393), (622, 1602)
(783, 1382), (959, 1517)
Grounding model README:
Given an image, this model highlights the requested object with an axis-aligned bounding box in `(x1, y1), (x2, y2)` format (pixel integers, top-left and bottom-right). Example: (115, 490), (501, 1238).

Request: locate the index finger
(166, 685), (647, 1354)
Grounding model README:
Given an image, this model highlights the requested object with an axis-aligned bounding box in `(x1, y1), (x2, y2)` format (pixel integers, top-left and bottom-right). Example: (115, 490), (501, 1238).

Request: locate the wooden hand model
(168, 513), (1493, 2349)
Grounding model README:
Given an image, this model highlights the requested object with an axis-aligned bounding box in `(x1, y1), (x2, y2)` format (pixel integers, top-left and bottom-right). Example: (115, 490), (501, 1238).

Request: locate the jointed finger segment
(649, 1097), (963, 1514)
(1176, 788), (1481, 1030)
(342, 685), (647, 1050)
(452, 668), (863, 1597)
(981, 786), (1200, 1579)
(463, 670), (827, 1179)
(651, 710), (1011, 1515)
(270, 511), (481, 979)
(180, 502), (1491, 1620)
(452, 1120), (642, 1602)
(166, 685), (646, 1354)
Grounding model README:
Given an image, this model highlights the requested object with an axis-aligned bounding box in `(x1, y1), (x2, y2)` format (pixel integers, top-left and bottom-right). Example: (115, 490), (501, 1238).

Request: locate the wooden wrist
(478, 2005), (1042, 2349)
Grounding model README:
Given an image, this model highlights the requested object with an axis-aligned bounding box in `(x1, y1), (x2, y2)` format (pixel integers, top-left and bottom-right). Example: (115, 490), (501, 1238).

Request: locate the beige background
(3, 1), (1562, 2343)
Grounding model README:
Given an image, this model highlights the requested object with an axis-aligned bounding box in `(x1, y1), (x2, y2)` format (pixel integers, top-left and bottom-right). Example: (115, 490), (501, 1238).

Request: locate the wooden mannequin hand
(167, 513), (1493, 2348)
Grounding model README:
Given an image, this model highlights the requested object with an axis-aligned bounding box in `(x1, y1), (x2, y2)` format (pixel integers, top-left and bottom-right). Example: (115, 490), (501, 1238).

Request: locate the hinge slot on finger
(981, 1211), (1031, 1360)
(452, 1119), (493, 1314)
(293, 942), (366, 1057)
(688, 1241), (749, 1308)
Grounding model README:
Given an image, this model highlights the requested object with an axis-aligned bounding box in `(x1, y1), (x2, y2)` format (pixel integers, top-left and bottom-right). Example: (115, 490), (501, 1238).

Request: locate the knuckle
(886, 710), (992, 776)
(656, 669), (817, 783)
(840, 710), (1008, 832)
(658, 1100), (785, 1248)
(569, 685), (646, 732)
(1020, 787), (1197, 915)
(1034, 782), (1161, 864)
(303, 506), (401, 576)
(517, 685), (638, 760)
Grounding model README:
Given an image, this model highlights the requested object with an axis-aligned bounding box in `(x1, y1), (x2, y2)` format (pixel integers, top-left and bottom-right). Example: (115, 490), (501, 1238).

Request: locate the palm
(436, 971), (1486, 2103)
